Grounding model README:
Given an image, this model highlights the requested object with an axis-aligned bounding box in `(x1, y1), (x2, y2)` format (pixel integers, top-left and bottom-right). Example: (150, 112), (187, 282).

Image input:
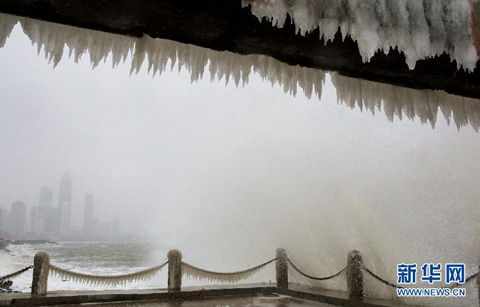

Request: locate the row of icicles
(0, 12), (479, 131)
(243, 0), (480, 71)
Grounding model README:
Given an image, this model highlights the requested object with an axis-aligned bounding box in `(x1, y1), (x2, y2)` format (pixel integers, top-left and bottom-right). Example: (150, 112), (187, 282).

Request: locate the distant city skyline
(0, 173), (121, 241)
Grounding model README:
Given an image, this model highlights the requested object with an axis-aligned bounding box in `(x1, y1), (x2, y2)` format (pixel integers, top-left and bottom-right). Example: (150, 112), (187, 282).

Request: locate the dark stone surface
(276, 248), (288, 290)
(0, 0), (479, 99)
(167, 249), (182, 291)
(347, 250), (363, 299)
(31, 251), (49, 295)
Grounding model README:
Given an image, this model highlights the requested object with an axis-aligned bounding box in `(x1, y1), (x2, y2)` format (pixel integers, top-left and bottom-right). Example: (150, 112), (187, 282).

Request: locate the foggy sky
(1, 23), (480, 289)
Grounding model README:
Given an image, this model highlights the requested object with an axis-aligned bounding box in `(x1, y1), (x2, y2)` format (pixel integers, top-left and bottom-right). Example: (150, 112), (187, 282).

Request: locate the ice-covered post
(276, 248), (288, 289)
(477, 265), (480, 306)
(31, 251), (50, 295)
(471, 0), (480, 55)
(168, 249), (182, 291)
(347, 250), (363, 299)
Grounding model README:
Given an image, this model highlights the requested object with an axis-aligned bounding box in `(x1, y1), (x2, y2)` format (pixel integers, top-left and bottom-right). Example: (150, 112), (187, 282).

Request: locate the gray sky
(1, 23), (480, 289)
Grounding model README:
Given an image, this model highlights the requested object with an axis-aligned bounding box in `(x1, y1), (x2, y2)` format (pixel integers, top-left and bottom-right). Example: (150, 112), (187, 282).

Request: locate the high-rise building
(46, 208), (61, 238)
(39, 186), (53, 206)
(58, 173), (72, 236)
(10, 201), (26, 238)
(29, 206), (36, 233)
(83, 194), (95, 238)
(30, 185), (58, 238)
(30, 205), (51, 237)
(0, 208), (6, 232)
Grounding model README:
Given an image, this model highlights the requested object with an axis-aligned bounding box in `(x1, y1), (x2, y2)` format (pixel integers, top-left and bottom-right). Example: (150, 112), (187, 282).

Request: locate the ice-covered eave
(0, 0), (479, 99)
(2, 12), (480, 132)
(244, 0), (480, 71)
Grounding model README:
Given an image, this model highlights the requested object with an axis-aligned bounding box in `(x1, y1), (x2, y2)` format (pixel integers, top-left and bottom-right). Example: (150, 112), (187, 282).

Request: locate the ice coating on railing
(0, 266), (33, 281)
(49, 262), (167, 287)
(0, 12), (479, 131)
(181, 259), (275, 284)
(242, 0), (479, 71)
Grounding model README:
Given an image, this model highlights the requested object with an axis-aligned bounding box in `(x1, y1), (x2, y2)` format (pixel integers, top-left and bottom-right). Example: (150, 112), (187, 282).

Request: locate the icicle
(330, 72), (480, 131)
(244, 0), (479, 71)
(0, 13), (20, 49)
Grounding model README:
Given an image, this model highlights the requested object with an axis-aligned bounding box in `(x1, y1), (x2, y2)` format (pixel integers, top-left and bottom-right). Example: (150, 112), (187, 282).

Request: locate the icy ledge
(0, 13), (479, 131)
(243, 0), (479, 72)
(13, 13), (326, 99)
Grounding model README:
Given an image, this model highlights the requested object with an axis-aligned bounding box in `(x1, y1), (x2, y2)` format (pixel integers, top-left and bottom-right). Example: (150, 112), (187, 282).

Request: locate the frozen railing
(26, 249), (278, 294)
(3, 248), (477, 302)
(0, 265), (33, 293)
(283, 249), (479, 298)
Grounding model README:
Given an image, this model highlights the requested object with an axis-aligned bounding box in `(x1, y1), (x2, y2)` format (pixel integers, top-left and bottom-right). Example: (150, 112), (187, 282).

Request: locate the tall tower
(0, 207), (6, 232)
(31, 185), (54, 235)
(83, 194), (95, 239)
(10, 201), (26, 238)
(58, 173), (72, 237)
(39, 186), (53, 206)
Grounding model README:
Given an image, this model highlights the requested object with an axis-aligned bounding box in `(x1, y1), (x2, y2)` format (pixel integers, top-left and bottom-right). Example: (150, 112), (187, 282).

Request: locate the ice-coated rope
(0, 266), (33, 281)
(49, 262), (168, 286)
(287, 257), (345, 281)
(181, 258), (276, 284)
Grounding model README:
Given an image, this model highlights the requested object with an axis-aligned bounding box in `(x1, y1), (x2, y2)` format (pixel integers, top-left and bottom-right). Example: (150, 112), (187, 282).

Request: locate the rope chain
(0, 266), (33, 281)
(447, 272), (478, 289)
(361, 265), (404, 289)
(287, 257), (345, 281)
(182, 258), (276, 277)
